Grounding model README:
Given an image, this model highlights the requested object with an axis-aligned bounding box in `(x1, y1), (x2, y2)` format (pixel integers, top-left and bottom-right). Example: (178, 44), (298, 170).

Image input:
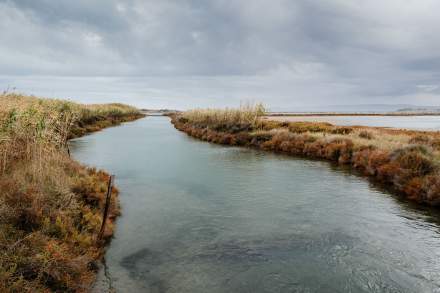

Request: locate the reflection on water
(70, 117), (440, 292)
(267, 115), (440, 130)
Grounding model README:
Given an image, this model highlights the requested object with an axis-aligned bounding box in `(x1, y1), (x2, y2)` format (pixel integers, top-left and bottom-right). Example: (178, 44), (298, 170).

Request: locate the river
(70, 117), (440, 292)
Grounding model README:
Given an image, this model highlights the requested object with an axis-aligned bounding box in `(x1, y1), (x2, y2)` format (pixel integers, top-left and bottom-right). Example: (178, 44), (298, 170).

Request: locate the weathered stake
(98, 175), (115, 242)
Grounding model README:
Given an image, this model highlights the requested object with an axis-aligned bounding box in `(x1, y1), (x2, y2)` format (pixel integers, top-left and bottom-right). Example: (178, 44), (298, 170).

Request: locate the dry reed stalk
(0, 93), (139, 292)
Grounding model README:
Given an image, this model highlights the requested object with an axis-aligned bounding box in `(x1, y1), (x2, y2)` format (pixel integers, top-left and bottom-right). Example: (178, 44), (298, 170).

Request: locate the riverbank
(171, 106), (440, 206)
(0, 94), (144, 292)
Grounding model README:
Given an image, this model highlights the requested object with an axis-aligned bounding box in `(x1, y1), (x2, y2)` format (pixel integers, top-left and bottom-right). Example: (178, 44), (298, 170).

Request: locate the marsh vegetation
(0, 94), (143, 292)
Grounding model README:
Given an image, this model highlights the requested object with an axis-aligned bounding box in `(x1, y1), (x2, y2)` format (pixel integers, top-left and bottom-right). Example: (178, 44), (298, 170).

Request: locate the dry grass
(179, 103), (266, 132)
(0, 93), (142, 292)
(172, 107), (440, 205)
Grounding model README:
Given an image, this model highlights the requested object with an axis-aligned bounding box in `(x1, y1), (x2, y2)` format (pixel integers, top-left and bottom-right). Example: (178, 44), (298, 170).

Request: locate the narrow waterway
(70, 117), (440, 293)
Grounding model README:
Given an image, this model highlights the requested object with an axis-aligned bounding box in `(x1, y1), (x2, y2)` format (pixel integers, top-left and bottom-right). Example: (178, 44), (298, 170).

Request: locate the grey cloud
(1, 0), (440, 107)
(6, 0), (128, 31)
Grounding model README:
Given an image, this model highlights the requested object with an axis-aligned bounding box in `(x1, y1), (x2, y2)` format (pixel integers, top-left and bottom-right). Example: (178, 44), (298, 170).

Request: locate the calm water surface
(70, 117), (440, 293)
(267, 115), (440, 130)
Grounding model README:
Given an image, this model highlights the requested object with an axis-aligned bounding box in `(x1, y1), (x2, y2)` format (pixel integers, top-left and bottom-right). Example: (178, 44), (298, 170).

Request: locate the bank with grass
(171, 105), (440, 206)
(0, 94), (144, 292)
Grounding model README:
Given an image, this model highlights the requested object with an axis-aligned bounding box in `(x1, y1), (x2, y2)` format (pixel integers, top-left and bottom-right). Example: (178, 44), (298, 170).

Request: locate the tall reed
(180, 102), (266, 131)
(0, 93), (142, 292)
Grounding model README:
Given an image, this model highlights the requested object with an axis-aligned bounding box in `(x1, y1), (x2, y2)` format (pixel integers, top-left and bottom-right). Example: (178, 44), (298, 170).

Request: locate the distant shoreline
(266, 112), (440, 117)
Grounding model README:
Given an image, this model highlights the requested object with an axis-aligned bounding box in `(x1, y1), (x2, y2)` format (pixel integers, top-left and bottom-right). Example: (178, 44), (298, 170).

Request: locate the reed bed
(172, 107), (440, 206)
(180, 103), (266, 132)
(0, 93), (143, 292)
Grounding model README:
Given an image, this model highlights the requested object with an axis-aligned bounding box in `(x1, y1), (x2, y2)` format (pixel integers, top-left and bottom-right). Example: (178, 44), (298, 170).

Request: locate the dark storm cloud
(1, 0), (440, 108)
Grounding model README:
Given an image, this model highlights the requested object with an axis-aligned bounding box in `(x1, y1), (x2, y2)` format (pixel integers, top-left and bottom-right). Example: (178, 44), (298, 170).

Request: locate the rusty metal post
(98, 175), (115, 241)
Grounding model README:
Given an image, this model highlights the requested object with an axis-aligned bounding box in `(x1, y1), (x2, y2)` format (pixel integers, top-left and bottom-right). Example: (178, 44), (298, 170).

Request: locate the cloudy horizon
(1, 0), (440, 110)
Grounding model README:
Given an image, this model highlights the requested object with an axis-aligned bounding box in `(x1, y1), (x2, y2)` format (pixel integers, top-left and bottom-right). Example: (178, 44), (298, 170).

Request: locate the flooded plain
(266, 115), (440, 131)
(70, 117), (440, 292)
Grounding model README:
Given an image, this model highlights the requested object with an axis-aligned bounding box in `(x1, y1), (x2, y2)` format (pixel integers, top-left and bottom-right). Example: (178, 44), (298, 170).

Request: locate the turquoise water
(70, 117), (440, 292)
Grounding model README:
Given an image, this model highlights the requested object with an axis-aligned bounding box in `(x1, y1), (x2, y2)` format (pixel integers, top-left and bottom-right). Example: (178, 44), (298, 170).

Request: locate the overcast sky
(1, 0), (440, 110)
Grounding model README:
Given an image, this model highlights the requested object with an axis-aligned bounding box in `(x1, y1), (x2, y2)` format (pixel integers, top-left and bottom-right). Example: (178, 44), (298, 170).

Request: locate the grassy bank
(172, 105), (440, 205)
(0, 94), (144, 292)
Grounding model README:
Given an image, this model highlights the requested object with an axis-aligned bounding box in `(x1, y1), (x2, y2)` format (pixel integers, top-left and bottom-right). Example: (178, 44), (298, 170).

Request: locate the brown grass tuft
(359, 130), (374, 140)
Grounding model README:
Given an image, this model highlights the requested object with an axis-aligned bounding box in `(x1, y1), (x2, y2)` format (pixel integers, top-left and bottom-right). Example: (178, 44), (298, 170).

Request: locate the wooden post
(98, 175), (115, 242)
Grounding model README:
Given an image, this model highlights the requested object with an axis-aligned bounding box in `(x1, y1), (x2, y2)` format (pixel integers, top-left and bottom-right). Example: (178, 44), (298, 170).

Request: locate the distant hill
(272, 104), (440, 113)
(396, 106), (440, 113)
(141, 109), (179, 113)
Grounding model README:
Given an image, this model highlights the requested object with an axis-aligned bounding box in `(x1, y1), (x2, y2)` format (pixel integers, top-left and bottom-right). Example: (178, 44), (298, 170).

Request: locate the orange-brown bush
(409, 135), (430, 145)
(359, 130), (374, 140)
(0, 94), (142, 292)
(423, 175), (440, 204)
(171, 109), (440, 206)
